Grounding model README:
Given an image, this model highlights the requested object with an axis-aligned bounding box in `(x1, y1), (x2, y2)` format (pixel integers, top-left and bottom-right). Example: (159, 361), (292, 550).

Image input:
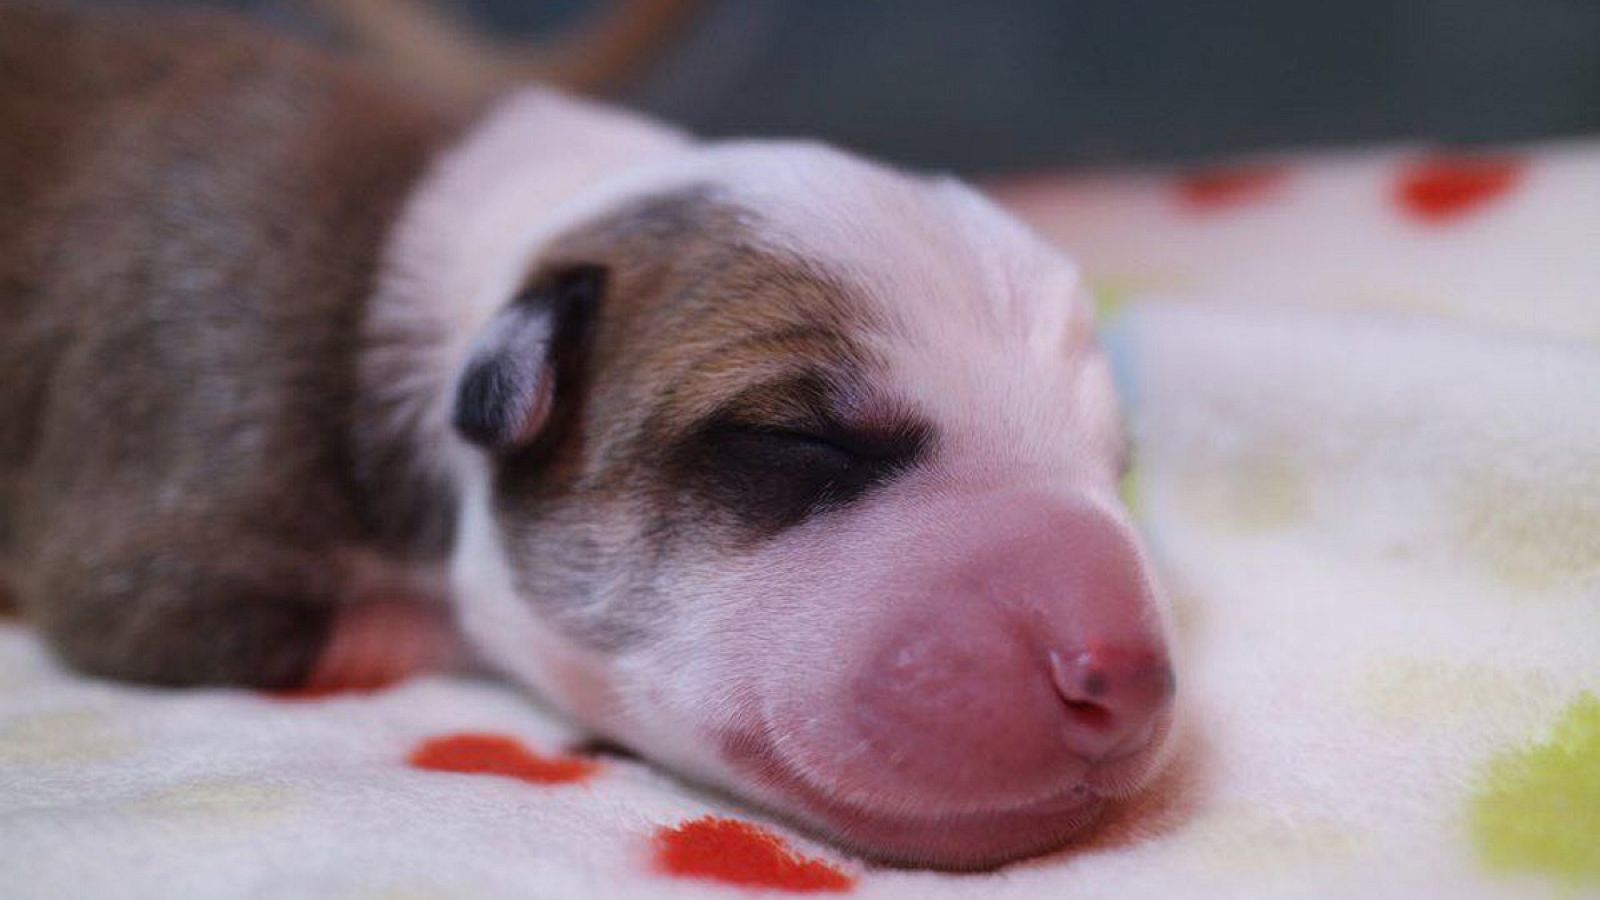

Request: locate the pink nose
(1050, 644), (1174, 761)
(847, 495), (1174, 799)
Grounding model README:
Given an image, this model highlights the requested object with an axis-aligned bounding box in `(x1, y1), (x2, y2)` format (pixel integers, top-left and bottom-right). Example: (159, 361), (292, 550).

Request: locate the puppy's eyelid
(712, 422), (858, 463)
(719, 417), (926, 465)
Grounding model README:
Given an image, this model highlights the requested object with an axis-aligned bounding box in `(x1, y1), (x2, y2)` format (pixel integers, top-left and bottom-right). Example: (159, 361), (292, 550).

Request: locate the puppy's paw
(304, 602), (464, 692)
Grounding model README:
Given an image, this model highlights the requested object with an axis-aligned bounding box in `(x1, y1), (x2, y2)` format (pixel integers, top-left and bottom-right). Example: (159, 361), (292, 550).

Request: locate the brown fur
(0, 3), (463, 686)
(0, 4), (927, 684)
(484, 189), (929, 650)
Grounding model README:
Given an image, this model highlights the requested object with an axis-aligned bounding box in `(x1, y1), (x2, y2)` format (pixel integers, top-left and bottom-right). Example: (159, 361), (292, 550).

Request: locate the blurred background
(127, 0), (1600, 174)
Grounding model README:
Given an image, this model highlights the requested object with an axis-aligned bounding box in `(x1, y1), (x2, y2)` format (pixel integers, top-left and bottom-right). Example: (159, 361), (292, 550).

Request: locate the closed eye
(707, 423), (878, 501)
(726, 424), (889, 463)
(673, 416), (931, 537)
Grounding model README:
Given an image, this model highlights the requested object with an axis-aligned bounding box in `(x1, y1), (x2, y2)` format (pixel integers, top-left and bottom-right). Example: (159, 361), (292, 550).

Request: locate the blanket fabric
(4, 143), (1597, 898)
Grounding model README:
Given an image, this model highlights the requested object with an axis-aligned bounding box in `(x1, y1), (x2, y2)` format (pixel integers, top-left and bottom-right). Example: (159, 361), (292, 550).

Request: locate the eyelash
(668, 414), (930, 536)
(728, 424), (871, 461)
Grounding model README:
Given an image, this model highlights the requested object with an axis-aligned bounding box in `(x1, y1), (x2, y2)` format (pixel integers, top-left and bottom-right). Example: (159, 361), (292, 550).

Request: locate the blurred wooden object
(310, 0), (703, 102)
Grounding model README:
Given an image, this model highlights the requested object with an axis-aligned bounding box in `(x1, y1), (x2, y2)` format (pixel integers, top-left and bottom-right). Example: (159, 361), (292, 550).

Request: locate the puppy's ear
(452, 265), (604, 451)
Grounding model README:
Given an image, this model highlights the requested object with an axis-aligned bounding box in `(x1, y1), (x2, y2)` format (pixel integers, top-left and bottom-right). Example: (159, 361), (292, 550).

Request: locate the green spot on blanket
(1120, 465), (1141, 516)
(1470, 692), (1600, 888)
(1093, 282), (1135, 322)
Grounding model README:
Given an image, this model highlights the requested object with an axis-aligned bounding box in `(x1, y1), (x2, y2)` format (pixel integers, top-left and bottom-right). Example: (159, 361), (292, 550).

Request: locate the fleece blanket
(3, 143), (1597, 899)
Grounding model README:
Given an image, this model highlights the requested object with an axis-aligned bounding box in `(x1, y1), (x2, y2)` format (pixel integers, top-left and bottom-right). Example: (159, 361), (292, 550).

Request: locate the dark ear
(451, 265), (604, 451)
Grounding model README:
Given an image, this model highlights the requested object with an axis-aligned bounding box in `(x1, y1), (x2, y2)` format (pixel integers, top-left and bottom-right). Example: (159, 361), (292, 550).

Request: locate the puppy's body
(0, 4), (470, 683)
(1, 3), (1176, 867)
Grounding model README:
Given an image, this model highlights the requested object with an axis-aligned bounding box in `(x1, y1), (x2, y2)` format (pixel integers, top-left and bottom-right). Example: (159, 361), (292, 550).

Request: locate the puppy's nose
(842, 494), (1175, 802)
(1050, 645), (1175, 761)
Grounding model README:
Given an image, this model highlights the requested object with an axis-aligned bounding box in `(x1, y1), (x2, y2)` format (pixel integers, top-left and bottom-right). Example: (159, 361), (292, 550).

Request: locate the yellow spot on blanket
(134, 780), (296, 825)
(1470, 692), (1600, 887)
(1360, 659), (1558, 734)
(1120, 466), (1142, 517)
(1177, 805), (1364, 876)
(1177, 456), (1310, 533)
(1455, 467), (1600, 591)
(1088, 275), (1191, 323)
(1092, 281), (1136, 322)
(0, 710), (125, 763)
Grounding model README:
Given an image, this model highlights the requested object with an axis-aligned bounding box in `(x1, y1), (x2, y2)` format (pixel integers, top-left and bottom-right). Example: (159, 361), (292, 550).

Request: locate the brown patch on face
(483, 189), (932, 649)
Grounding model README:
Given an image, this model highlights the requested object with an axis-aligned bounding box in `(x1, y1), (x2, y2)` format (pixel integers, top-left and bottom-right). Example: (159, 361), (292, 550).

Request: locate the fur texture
(0, 3), (1166, 867)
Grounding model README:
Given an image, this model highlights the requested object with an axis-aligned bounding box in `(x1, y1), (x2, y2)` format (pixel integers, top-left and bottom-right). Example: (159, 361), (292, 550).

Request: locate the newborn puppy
(0, 3), (1175, 868)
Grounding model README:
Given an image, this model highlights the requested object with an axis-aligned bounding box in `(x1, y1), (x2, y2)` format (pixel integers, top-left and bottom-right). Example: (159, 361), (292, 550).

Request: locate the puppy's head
(447, 144), (1174, 868)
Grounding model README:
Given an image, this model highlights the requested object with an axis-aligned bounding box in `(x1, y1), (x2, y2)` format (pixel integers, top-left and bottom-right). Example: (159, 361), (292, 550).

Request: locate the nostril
(1048, 647), (1170, 761)
(1049, 650), (1105, 703)
(1062, 697), (1114, 731)
(1051, 653), (1117, 726)
(1078, 668), (1110, 700)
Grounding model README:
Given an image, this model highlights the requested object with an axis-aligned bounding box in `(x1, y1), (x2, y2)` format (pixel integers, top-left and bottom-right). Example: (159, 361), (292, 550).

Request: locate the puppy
(0, 2), (1175, 868)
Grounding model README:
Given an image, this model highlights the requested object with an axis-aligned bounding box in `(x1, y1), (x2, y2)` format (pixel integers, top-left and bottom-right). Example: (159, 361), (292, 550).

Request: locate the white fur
(370, 88), (1146, 849)
(361, 88), (688, 506)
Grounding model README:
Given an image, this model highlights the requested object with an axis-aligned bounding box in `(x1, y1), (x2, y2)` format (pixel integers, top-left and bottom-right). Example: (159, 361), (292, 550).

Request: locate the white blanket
(4, 143), (1597, 898)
